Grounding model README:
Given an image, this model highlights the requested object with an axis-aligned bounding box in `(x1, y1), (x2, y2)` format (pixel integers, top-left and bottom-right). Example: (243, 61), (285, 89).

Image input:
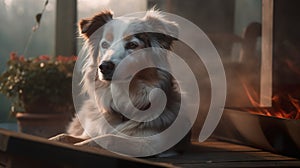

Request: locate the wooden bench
(1, 128), (300, 168)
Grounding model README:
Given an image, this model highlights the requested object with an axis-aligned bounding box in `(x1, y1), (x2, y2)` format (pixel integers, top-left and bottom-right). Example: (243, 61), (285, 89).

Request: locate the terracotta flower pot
(16, 112), (73, 138)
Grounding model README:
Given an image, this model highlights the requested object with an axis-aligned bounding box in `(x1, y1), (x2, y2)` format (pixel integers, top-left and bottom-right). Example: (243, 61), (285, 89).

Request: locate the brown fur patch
(79, 10), (113, 39)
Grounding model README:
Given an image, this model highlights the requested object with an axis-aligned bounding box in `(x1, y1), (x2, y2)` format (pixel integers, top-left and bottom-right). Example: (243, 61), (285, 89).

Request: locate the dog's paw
(74, 139), (107, 153)
(49, 134), (85, 144)
(74, 139), (100, 147)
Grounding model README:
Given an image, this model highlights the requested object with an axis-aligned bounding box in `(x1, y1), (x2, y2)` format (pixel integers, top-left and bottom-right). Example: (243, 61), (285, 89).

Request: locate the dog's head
(79, 10), (178, 82)
(78, 10), (182, 135)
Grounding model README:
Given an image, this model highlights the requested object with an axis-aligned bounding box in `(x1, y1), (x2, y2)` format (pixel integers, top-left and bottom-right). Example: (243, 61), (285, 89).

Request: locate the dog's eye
(101, 41), (110, 49)
(125, 41), (139, 50)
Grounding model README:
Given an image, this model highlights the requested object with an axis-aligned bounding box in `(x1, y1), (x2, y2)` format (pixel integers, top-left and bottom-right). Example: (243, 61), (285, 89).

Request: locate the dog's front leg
(75, 134), (155, 156)
(49, 134), (87, 144)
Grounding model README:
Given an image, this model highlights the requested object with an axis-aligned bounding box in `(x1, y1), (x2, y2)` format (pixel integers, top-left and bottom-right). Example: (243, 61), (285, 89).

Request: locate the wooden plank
(0, 152), (9, 167)
(1, 128), (300, 167)
(55, 0), (77, 56)
(191, 141), (262, 152)
(150, 151), (299, 164)
(149, 141), (300, 167)
(178, 161), (300, 168)
(0, 128), (175, 168)
(260, 0), (273, 106)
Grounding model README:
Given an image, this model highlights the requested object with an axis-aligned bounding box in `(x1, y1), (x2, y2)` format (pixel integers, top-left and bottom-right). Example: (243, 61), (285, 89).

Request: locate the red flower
(56, 55), (77, 62)
(67, 55), (77, 61)
(39, 55), (50, 61)
(56, 55), (65, 62)
(10, 52), (18, 60)
(19, 56), (25, 62)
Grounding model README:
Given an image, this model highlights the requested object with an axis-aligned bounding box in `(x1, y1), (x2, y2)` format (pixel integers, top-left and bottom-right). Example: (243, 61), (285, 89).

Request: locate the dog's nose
(99, 61), (115, 75)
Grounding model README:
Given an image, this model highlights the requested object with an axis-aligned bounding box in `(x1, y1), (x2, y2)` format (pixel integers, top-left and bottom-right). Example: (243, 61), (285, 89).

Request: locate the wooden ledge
(0, 128), (175, 168)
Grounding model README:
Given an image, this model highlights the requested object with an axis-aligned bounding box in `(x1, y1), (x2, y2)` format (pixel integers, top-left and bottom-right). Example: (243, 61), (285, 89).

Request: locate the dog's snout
(99, 61), (115, 75)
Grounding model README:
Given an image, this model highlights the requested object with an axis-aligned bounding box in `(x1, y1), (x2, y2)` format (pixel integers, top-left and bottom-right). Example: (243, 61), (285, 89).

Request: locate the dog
(51, 9), (189, 157)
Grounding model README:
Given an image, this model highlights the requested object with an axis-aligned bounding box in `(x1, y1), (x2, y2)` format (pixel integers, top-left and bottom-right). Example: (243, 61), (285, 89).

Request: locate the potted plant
(0, 52), (77, 137)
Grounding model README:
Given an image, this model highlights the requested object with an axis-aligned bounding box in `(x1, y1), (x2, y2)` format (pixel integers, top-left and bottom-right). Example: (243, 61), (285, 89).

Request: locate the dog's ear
(79, 10), (113, 39)
(143, 10), (178, 49)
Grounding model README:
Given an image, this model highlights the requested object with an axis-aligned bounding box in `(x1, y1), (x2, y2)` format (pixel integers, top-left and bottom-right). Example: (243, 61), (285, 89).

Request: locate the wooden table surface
(150, 141), (300, 167)
(0, 128), (299, 168)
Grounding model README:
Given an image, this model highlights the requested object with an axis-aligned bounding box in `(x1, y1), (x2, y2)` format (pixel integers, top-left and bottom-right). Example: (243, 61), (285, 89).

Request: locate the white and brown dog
(51, 10), (189, 156)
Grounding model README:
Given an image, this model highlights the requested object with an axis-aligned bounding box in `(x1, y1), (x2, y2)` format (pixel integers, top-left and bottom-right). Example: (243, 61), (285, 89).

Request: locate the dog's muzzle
(99, 61), (115, 80)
